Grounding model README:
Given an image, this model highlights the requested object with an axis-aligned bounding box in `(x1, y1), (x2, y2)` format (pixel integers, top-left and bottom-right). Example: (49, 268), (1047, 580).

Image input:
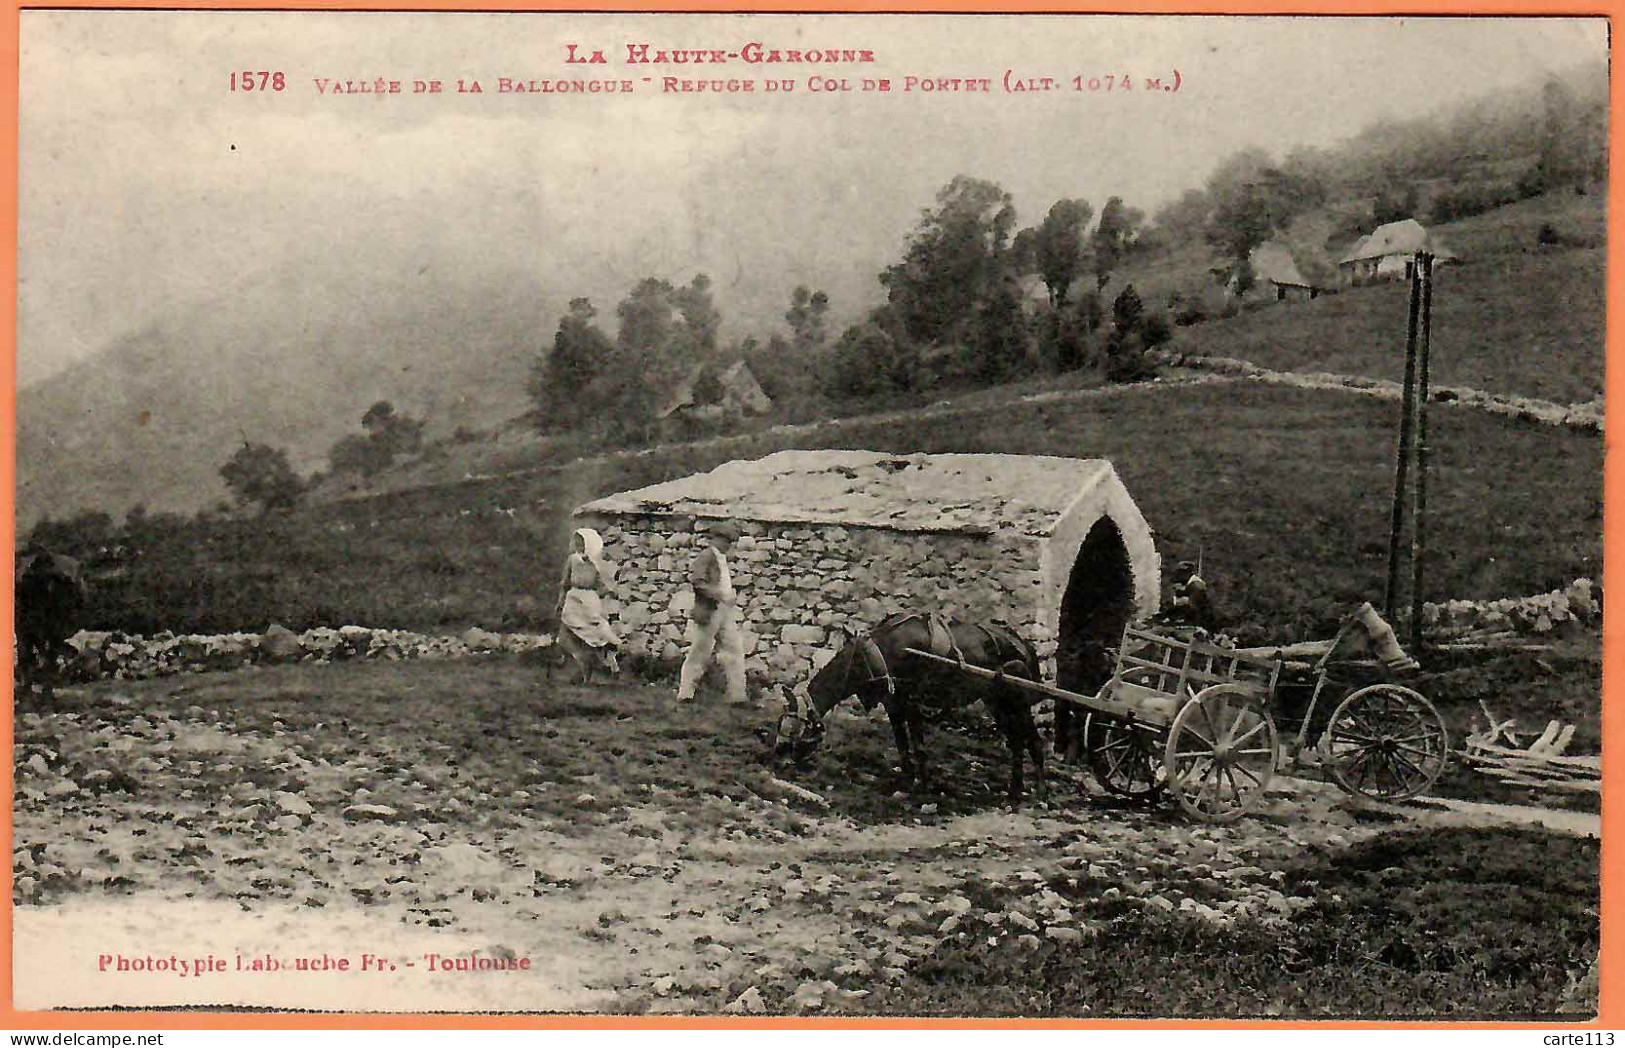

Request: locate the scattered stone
(723, 987), (765, 1015)
(274, 792), (313, 816)
(341, 804), (399, 822)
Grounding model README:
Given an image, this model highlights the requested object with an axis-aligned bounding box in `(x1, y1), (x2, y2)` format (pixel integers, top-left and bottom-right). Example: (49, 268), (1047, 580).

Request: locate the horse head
(773, 625), (881, 758)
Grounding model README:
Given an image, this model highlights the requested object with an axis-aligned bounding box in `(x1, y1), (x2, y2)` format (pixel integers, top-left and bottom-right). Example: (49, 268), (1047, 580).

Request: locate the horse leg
(907, 705), (934, 792)
(1022, 706), (1049, 802)
(993, 702), (1025, 805)
(883, 698), (916, 788)
(1053, 699), (1073, 758)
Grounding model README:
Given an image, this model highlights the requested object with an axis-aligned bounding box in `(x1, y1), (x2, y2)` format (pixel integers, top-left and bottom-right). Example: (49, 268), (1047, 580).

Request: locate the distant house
(1338, 219), (1460, 287)
(657, 359), (773, 433)
(1244, 241), (1328, 302)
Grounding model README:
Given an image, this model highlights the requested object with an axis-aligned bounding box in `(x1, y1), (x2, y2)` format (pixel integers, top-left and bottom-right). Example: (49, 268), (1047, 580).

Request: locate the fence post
(1410, 253), (1435, 652)
(1384, 259), (1424, 621)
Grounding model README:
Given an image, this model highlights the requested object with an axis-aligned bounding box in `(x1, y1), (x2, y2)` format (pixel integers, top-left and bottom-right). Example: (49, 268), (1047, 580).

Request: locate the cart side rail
(1114, 624), (1282, 700)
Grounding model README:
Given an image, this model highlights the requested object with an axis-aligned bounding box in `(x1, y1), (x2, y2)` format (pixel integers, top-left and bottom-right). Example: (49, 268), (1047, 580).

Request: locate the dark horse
(775, 612), (1048, 804)
(15, 548), (88, 699)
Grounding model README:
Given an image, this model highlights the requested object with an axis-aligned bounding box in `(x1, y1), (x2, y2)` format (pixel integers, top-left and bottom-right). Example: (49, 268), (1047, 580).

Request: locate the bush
(1430, 181), (1519, 224)
(1173, 304), (1208, 327)
(1104, 337), (1159, 384)
(1142, 313), (1173, 350)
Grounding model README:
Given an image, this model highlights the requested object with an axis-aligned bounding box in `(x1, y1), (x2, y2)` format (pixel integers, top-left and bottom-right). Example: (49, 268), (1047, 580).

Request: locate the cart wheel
(1083, 713), (1165, 798)
(1164, 684), (1278, 823)
(1320, 684), (1449, 801)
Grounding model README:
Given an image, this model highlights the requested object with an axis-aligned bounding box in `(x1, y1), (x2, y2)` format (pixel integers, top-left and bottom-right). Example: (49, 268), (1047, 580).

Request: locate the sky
(17, 12), (1608, 387)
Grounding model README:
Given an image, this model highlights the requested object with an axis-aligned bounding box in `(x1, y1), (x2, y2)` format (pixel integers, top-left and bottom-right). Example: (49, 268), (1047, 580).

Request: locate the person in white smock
(554, 527), (621, 683)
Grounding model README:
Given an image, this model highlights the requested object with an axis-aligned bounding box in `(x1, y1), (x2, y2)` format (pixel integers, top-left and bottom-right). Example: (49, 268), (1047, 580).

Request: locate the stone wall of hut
(573, 512), (1061, 686)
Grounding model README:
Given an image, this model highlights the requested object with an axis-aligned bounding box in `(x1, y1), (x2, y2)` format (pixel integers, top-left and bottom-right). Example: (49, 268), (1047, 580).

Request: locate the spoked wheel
(1320, 684), (1449, 801)
(1164, 684), (1278, 823)
(1083, 713), (1166, 798)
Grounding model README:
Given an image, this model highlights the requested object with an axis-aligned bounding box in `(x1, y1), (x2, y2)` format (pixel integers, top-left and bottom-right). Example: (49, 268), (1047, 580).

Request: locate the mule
(776, 612), (1048, 804)
(15, 549), (88, 699)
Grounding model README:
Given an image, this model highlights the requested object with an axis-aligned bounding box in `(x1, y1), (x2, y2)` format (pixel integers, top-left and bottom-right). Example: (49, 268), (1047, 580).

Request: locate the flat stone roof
(576, 450), (1120, 536)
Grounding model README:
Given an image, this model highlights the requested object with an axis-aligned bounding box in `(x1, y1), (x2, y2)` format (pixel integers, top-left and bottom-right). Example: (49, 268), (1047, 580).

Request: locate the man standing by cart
(677, 520), (748, 705)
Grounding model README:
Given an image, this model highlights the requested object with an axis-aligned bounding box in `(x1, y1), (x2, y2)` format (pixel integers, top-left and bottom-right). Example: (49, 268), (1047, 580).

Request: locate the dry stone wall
(576, 513), (1056, 686)
(57, 625), (551, 683)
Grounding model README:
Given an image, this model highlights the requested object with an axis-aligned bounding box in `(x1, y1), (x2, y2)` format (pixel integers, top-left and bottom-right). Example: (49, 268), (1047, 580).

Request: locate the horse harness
(860, 613), (1026, 710)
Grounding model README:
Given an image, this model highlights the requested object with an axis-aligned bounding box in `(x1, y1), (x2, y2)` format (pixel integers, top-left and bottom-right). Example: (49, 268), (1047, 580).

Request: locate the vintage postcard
(12, 10), (1607, 1020)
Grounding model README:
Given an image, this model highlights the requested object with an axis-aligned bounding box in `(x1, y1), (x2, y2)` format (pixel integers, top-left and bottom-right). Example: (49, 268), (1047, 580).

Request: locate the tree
(785, 286), (831, 352)
(220, 442), (303, 514)
(327, 432), (392, 479)
(591, 273), (719, 442)
(1372, 182), (1419, 226)
(1202, 149), (1296, 293)
(968, 275), (1030, 383)
(328, 401), (426, 481)
(29, 510), (116, 555)
(529, 297), (611, 431)
(1153, 188), (1211, 248)
(879, 175), (1017, 347)
(361, 401), (425, 457)
(1033, 198), (1093, 308)
(1104, 284), (1159, 384)
(1010, 227), (1039, 276)
(819, 319), (912, 400)
(1109, 284), (1145, 343)
(1091, 196), (1144, 290)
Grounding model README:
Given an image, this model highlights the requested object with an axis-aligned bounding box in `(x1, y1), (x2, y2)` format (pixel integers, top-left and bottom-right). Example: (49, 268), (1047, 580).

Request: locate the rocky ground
(12, 656), (1598, 1015)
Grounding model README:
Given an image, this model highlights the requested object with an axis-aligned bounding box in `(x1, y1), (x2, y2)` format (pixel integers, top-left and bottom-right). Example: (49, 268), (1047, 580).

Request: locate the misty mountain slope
(17, 269), (546, 526)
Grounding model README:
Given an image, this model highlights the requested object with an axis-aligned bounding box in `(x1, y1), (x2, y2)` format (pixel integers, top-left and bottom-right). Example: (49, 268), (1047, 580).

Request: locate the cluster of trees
(200, 400), (435, 523)
(529, 276), (723, 443)
(327, 401), (426, 481)
(525, 175), (1170, 444)
(1152, 69), (1606, 278)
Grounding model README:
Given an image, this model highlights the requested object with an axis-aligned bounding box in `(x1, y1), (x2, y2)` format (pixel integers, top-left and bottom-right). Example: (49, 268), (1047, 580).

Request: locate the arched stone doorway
(1053, 517), (1137, 755)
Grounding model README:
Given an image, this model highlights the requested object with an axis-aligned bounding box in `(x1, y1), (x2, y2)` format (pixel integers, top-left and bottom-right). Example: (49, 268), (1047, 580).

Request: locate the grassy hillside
(88, 381), (1600, 647)
(1163, 194), (1605, 405)
(16, 269), (545, 528)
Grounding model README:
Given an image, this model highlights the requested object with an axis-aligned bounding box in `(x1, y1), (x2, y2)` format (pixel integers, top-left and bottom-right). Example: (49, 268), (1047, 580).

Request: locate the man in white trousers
(677, 521), (748, 704)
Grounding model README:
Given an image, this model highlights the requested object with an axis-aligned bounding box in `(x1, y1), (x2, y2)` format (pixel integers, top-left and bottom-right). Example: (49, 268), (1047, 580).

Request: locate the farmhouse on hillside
(572, 450), (1161, 689)
(657, 359), (773, 434)
(1245, 241), (1328, 302)
(1338, 218), (1461, 286)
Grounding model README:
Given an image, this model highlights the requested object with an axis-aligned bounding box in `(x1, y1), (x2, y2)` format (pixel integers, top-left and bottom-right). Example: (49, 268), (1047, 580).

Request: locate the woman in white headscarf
(554, 527), (621, 683)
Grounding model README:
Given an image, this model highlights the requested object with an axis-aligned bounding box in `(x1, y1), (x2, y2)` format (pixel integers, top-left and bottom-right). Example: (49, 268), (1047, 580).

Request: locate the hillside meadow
(1156, 191), (1604, 405)
(89, 380), (1600, 648)
(1170, 246), (1603, 406)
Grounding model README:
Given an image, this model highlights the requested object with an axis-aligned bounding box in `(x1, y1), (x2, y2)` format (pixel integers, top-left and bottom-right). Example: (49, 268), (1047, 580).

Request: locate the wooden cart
(908, 615), (1451, 823)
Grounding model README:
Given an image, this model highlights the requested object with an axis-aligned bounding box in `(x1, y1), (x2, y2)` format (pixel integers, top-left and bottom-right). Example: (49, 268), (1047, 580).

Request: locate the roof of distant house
(1249, 241), (1317, 288)
(1339, 219), (1459, 264)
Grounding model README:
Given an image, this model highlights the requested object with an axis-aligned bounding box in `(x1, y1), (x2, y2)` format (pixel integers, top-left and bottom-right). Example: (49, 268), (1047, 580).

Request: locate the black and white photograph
(12, 11), (1607, 1018)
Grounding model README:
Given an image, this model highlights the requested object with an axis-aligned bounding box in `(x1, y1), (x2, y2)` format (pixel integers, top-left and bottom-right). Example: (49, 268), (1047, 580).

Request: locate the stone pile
(1422, 578), (1601, 639)
(60, 625), (553, 682)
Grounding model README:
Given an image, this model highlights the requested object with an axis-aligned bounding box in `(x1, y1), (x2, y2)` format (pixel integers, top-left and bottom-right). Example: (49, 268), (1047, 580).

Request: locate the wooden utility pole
(1409, 252), (1436, 652)
(1384, 261), (1424, 622)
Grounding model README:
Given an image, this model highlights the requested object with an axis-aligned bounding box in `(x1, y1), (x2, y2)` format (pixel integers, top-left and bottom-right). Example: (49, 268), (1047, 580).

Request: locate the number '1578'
(230, 71), (286, 91)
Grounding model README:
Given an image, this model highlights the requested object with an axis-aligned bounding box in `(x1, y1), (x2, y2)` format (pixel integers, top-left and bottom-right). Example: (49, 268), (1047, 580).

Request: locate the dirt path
(12, 663), (1598, 1014)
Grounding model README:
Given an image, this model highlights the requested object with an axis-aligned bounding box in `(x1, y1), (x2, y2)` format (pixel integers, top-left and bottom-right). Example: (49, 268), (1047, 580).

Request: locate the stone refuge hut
(572, 450), (1161, 690)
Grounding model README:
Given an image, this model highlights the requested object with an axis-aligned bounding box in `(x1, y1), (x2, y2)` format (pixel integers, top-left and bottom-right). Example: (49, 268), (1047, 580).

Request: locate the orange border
(1, 0), (1617, 1033)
